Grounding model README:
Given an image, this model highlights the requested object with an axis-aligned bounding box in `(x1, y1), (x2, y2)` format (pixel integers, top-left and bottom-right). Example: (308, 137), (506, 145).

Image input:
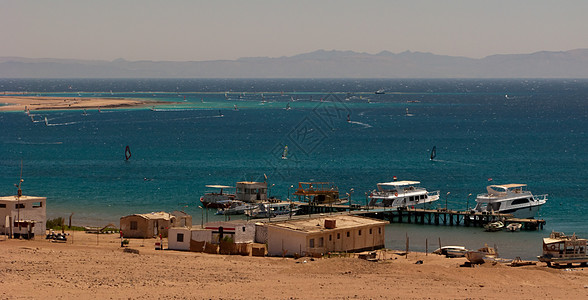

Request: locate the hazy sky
(1, 0), (587, 61)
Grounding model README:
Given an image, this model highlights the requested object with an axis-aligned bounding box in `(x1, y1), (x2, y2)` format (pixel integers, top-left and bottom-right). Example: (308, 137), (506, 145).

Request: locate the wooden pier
(297, 203), (546, 231)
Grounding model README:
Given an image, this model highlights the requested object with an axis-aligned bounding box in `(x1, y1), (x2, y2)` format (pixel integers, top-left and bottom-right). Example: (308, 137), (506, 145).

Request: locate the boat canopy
(487, 184), (526, 195)
(294, 182), (338, 195)
(205, 185), (233, 189)
(378, 181), (420, 187)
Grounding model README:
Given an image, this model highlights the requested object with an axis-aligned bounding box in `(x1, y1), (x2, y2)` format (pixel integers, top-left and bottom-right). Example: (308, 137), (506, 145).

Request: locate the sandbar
(0, 96), (174, 112)
(1, 231), (586, 299)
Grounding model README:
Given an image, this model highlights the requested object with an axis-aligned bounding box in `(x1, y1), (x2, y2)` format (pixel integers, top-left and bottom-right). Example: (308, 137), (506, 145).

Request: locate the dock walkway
(296, 203), (545, 230)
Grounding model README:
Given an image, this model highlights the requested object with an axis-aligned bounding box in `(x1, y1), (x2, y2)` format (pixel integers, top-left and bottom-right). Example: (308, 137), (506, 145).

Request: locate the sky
(1, 0), (587, 61)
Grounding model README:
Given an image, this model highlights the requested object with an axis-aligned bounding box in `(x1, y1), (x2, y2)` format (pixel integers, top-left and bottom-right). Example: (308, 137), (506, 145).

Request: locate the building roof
(122, 211), (172, 221)
(0, 195), (46, 202)
(268, 215), (388, 234)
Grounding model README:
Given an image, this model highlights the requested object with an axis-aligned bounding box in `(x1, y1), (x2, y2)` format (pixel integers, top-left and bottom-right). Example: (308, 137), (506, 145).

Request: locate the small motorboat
(484, 221), (504, 232)
(506, 223), (522, 232)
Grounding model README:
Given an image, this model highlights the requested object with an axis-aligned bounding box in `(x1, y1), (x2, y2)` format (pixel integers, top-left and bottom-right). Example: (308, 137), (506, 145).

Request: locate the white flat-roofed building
(236, 181), (268, 203)
(0, 195), (47, 238)
(266, 215), (388, 257)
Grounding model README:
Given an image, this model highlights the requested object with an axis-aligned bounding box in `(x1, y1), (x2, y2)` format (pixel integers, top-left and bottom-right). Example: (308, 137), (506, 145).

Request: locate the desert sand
(0, 96), (172, 111)
(1, 231), (587, 299)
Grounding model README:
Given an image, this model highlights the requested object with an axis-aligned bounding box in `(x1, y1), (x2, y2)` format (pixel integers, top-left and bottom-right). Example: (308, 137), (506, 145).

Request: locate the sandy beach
(1, 231), (586, 299)
(0, 96), (172, 111)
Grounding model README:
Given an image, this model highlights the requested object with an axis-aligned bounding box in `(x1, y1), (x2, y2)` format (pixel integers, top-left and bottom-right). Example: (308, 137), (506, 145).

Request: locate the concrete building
(236, 181), (267, 203)
(0, 195), (47, 239)
(266, 215), (388, 257)
(120, 211), (192, 238)
(167, 221), (256, 251)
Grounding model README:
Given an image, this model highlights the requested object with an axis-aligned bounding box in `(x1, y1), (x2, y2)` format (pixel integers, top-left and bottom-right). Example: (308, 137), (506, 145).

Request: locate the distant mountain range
(2, 49), (588, 78)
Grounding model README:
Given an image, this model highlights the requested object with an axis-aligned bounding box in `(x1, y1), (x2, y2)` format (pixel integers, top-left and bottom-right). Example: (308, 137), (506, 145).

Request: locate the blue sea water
(1, 78), (587, 259)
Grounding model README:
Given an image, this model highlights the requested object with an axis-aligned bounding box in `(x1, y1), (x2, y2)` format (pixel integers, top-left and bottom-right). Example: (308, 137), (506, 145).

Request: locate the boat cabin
(293, 182), (340, 204)
(236, 181), (267, 203)
(539, 232), (588, 267)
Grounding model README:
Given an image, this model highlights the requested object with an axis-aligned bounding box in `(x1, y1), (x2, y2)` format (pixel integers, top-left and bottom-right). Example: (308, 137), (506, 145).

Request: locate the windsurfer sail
(430, 146), (437, 160)
(125, 145), (132, 161)
(44, 117), (48, 126)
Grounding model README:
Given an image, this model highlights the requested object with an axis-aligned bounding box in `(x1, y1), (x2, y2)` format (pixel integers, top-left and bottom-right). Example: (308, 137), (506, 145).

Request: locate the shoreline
(1, 231), (586, 299)
(0, 96), (176, 112)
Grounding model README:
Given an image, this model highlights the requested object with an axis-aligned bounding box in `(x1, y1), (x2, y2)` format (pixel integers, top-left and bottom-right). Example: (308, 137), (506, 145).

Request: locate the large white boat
(367, 180), (440, 208)
(215, 200), (257, 215)
(201, 181), (269, 210)
(245, 202), (299, 219)
(471, 184), (547, 219)
(200, 185), (235, 209)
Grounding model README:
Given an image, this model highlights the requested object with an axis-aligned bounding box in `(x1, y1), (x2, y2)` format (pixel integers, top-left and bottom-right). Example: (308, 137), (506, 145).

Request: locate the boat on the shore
(471, 184), (547, 219)
(466, 244), (498, 264)
(375, 89), (385, 94)
(538, 231), (588, 267)
(433, 246), (468, 257)
(200, 185), (236, 209)
(368, 180), (439, 209)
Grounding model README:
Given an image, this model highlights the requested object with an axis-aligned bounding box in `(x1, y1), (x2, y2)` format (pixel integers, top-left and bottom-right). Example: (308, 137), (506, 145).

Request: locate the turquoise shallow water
(1, 78), (587, 259)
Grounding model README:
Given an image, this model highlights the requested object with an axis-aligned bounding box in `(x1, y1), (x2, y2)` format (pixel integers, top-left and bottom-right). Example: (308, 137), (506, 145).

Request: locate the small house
(0, 195), (46, 239)
(167, 221), (256, 252)
(266, 215), (388, 257)
(120, 211), (192, 238)
(204, 220), (256, 243)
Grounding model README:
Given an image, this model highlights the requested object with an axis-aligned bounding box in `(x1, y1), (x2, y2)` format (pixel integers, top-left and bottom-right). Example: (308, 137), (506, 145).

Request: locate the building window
(242, 226), (246, 232)
(177, 233), (184, 242)
(378, 227), (381, 234)
(358, 230), (362, 236)
(0, 204), (6, 208)
(15, 203), (25, 209)
(32, 202), (42, 208)
(369, 228), (373, 234)
(337, 233), (340, 239)
(329, 234), (332, 241)
(318, 237), (324, 247)
(346, 231), (350, 238)
(130, 221), (138, 230)
(309, 238), (315, 248)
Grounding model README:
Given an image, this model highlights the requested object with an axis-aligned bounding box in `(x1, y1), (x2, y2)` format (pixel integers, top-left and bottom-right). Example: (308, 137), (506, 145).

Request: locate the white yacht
(200, 185), (236, 209)
(215, 200), (257, 215)
(245, 202), (299, 219)
(471, 184), (547, 219)
(200, 181), (268, 209)
(368, 180), (440, 208)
